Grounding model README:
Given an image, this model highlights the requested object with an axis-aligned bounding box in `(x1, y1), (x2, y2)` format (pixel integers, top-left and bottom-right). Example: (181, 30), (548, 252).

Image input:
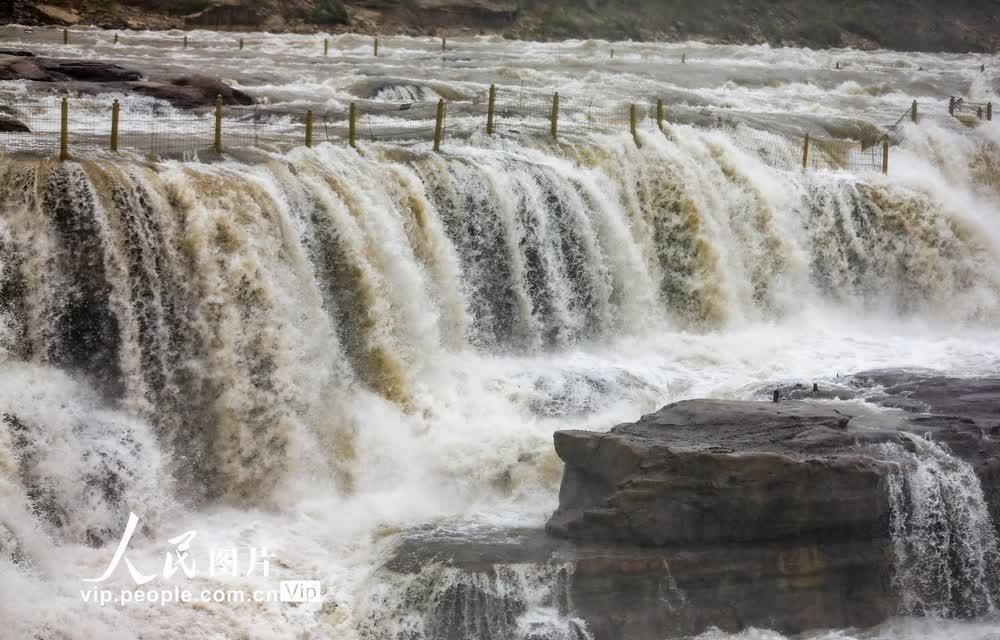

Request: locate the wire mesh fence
(951, 97), (993, 122)
(0, 88), (912, 175)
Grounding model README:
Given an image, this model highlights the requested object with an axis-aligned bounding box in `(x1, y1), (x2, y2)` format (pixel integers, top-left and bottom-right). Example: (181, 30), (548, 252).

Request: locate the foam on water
(0, 28), (997, 640)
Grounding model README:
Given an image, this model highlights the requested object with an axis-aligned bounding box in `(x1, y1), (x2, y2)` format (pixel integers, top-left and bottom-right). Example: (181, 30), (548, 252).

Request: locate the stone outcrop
(0, 116), (30, 133)
(375, 370), (1000, 640)
(30, 3), (82, 25)
(0, 54), (143, 82)
(128, 75), (254, 108)
(0, 52), (253, 109)
(546, 400), (899, 546)
(379, 526), (893, 640)
(548, 371), (1000, 549)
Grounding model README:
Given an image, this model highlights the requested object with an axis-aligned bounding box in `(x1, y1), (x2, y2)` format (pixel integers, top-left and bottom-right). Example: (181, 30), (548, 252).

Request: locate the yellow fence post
(214, 95), (223, 153)
(433, 99), (445, 152)
(305, 110), (313, 148)
(59, 97), (68, 161)
(110, 98), (120, 153)
(656, 98), (664, 131)
(630, 104), (640, 148)
(550, 92), (559, 140)
(486, 84), (496, 135)
(911, 100), (917, 124)
(324, 39), (329, 57)
(349, 102), (357, 148)
(374, 37), (379, 57)
(882, 139), (889, 175)
(801, 133), (809, 171)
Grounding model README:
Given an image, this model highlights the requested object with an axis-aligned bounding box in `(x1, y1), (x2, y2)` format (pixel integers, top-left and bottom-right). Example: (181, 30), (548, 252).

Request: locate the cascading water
(0, 28), (998, 640)
(878, 437), (1000, 618)
(358, 563), (590, 640)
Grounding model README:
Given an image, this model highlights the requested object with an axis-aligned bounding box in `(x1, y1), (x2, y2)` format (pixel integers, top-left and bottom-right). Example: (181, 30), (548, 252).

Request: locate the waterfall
(878, 437), (1000, 618)
(358, 562), (591, 640)
(0, 125), (998, 508)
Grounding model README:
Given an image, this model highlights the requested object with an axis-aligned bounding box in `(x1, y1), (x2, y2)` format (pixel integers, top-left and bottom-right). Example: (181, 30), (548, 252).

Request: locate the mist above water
(0, 28), (997, 640)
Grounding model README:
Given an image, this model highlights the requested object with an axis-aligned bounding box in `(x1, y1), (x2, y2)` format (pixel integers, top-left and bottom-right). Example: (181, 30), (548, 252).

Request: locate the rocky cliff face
(6, 0), (1000, 52)
(371, 370), (1000, 640)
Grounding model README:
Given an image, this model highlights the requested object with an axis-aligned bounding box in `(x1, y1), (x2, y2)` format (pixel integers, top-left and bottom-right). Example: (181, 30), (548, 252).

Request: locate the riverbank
(3, 0), (999, 53)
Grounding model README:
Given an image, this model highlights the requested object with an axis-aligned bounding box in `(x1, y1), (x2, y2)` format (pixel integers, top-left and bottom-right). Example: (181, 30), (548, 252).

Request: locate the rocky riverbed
(369, 369), (1000, 640)
(0, 49), (252, 122)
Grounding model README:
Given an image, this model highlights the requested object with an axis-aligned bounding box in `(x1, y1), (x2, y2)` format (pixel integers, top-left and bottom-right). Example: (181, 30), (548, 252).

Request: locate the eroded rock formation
(373, 370), (1000, 640)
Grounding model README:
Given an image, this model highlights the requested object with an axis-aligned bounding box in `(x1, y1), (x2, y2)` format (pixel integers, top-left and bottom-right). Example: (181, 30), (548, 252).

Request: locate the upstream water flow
(0, 27), (998, 640)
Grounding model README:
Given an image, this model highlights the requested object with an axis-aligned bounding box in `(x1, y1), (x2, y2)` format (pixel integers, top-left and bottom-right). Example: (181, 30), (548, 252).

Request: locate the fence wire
(952, 97), (992, 122)
(0, 90), (950, 175)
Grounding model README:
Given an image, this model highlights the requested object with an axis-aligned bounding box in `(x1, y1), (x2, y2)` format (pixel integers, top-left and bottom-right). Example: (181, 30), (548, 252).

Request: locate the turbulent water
(0, 26), (998, 640)
(880, 438), (1000, 618)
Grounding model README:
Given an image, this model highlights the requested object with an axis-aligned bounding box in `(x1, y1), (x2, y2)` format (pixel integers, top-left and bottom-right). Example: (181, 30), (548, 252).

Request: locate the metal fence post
(63, 29), (68, 45)
(374, 37), (379, 56)
(113, 33), (119, 45)
(911, 100), (917, 124)
(882, 139), (889, 175)
(324, 39), (329, 57)
(305, 110), (313, 148)
(988, 102), (993, 121)
(801, 133), (809, 171)
(949, 96), (955, 116)
(656, 98), (664, 131)
(550, 92), (559, 140)
(630, 104), (640, 147)
(110, 99), (120, 153)
(442, 35), (446, 51)
(184, 35), (188, 49)
(433, 99), (445, 152)
(214, 95), (223, 153)
(486, 84), (496, 135)
(349, 102), (357, 148)
(59, 97), (68, 161)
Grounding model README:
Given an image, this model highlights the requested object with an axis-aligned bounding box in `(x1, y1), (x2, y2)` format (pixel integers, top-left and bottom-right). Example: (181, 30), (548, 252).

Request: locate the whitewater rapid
(0, 28), (998, 640)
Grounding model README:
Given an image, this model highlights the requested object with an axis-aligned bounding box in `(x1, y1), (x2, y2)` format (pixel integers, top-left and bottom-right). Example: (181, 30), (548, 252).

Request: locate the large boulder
(546, 400), (901, 546)
(128, 75), (254, 108)
(0, 51), (253, 110)
(0, 54), (52, 81)
(547, 372), (1000, 548)
(366, 370), (1000, 640)
(0, 53), (143, 82)
(372, 525), (893, 640)
(38, 58), (143, 83)
(30, 4), (82, 26)
(0, 116), (30, 133)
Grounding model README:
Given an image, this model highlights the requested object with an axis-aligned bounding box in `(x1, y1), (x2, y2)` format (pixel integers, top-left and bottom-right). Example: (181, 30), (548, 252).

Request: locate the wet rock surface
(546, 399), (900, 547)
(0, 115), (30, 132)
(377, 370), (1000, 640)
(128, 75), (254, 108)
(380, 525), (892, 640)
(0, 51), (253, 108)
(0, 54), (143, 82)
